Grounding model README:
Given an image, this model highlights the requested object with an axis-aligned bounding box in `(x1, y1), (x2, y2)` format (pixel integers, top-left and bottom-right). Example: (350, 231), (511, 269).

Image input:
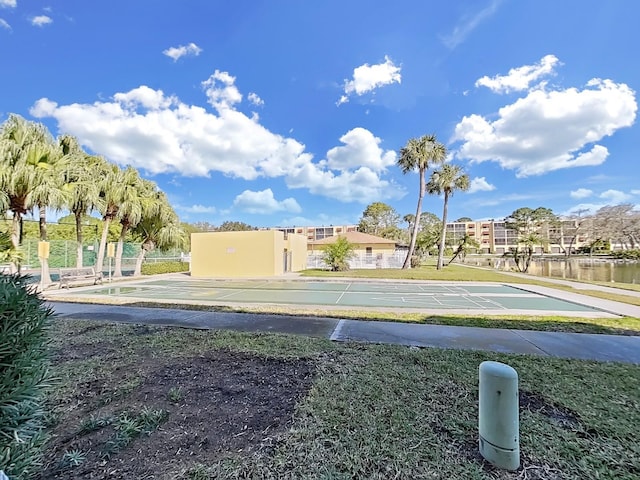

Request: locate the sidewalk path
(49, 301), (640, 365)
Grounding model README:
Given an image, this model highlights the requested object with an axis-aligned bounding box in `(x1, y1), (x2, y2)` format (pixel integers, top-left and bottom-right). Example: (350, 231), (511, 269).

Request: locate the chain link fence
(19, 240), (185, 273)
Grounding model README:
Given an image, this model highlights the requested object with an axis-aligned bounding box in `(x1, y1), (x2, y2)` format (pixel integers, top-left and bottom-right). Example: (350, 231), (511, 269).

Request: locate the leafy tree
(0, 115), (53, 272)
(131, 192), (186, 276)
(322, 236), (355, 271)
(0, 230), (23, 265)
(56, 214), (103, 242)
(592, 204), (640, 250)
(358, 202), (401, 239)
(217, 221), (256, 231)
(404, 212), (442, 263)
(426, 164), (470, 270)
(505, 207), (557, 272)
(95, 165), (140, 273)
(29, 135), (68, 284)
(455, 216), (473, 222)
(60, 135), (103, 268)
(113, 176), (156, 278)
(180, 222), (203, 250)
(191, 221), (217, 231)
(447, 234), (480, 265)
(397, 135), (447, 269)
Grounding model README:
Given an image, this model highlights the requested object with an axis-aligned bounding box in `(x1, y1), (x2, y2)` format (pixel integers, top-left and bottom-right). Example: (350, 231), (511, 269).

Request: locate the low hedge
(141, 261), (190, 275)
(0, 274), (53, 479)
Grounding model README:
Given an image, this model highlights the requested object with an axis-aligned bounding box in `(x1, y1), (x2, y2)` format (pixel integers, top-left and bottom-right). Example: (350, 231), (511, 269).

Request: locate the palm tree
(0, 115), (52, 272)
(113, 177), (157, 278)
(426, 164), (470, 270)
(29, 139), (68, 285)
(95, 164), (139, 274)
(131, 192), (185, 276)
(396, 134), (447, 269)
(60, 136), (102, 268)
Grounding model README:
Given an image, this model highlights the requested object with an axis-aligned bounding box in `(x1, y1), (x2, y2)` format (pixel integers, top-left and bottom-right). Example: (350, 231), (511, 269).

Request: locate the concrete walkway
(49, 301), (640, 365)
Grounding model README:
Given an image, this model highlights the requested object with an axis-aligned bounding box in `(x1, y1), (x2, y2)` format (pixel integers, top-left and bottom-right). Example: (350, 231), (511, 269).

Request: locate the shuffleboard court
(64, 278), (606, 314)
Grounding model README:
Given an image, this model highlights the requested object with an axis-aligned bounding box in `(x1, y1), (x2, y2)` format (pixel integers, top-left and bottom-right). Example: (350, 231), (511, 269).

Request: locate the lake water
(467, 257), (640, 285)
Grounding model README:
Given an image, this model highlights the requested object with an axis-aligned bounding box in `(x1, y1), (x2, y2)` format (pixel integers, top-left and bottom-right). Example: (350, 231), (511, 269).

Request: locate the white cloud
(202, 70), (243, 109)
(31, 15), (52, 26)
(0, 0), (16, 8)
(179, 204), (217, 214)
(472, 193), (536, 207)
(570, 188), (593, 199)
(247, 92), (264, 106)
(441, 0), (503, 49)
(162, 42), (202, 61)
(0, 18), (10, 30)
(30, 72), (399, 204)
(324, 127), (396, 172)
(286, 164), (403, 204)
(563, 203), (607, 216)
(599, 189), (632, 204)
(113, 86), (176, 110)
(233, 189), (301, 214)
(476, 55), (560, 94)
(467, 177), (496, 193)
(632, 190), (640, 195)
(338, 56), (401, 105)
(453, 77), (637, 177)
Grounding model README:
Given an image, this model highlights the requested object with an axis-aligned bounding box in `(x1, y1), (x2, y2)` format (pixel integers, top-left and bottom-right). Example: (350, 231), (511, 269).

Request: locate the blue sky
(1, 0), (638, 227)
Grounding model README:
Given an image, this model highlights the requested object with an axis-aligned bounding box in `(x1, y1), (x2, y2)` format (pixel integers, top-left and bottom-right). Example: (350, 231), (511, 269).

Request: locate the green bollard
(479, 361), (520, 471)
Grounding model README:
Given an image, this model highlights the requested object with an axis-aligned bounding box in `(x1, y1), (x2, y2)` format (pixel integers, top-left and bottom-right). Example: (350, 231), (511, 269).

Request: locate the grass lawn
(42, 318), (640, 479)
(115, 301), (640, 336)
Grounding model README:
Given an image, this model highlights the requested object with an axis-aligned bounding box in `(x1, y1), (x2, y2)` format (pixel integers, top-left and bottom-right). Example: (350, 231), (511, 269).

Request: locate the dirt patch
(40, 349), (315, 479)
(519, 390), (580, 428)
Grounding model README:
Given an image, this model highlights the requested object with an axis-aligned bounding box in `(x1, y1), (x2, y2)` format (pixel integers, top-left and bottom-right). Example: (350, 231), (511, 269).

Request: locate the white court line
(463, 295), (499, 309)
(335, 282), (351, 304)
(215, 289), (250, 300)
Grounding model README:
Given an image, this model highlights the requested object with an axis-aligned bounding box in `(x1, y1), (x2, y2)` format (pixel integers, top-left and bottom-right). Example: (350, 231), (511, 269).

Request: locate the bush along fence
(0, 274), (53, 479)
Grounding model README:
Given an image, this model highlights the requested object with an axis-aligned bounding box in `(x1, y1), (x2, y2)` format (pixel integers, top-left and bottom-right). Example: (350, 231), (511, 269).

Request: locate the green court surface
(69, 279), (602, 313)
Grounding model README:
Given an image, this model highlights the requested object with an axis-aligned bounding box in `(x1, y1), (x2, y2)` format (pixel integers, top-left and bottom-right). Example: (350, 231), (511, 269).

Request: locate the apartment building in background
(268, 225), (359, 241)
(445, 219), (586, 254)
(266, 219), (586, 255)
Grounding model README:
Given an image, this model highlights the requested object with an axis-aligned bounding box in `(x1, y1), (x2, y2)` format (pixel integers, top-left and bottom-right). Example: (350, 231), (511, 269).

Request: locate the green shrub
(141, 261), (189, 275)
(322, 237), (355, 271)
(0, 274), (53, 479)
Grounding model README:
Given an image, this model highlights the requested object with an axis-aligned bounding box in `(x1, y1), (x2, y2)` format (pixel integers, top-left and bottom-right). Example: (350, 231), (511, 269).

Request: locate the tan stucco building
(190, 230), (307, 277)
(308, 231), (396, 256)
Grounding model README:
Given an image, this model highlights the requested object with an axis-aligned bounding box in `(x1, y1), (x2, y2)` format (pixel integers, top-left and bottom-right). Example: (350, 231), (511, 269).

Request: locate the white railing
(307, 252), (406, 270)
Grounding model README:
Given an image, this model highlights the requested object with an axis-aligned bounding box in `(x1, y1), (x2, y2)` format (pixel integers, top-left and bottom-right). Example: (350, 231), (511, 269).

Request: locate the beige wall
(286, 233), (308, 271)
(191, 231), (307, 277)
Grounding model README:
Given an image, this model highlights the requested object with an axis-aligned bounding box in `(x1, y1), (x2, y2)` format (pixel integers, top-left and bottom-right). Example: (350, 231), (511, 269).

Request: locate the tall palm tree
(95, 164), (140, 274)
(113, 177), (157, 278)
(28, 139), (68, 285)
(0, 115), (52, 272)
(131, 192), (185, 276)
(426, 164), (470, 270)
(60, 135), (102, 268)
(396, 134), (447, 269)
